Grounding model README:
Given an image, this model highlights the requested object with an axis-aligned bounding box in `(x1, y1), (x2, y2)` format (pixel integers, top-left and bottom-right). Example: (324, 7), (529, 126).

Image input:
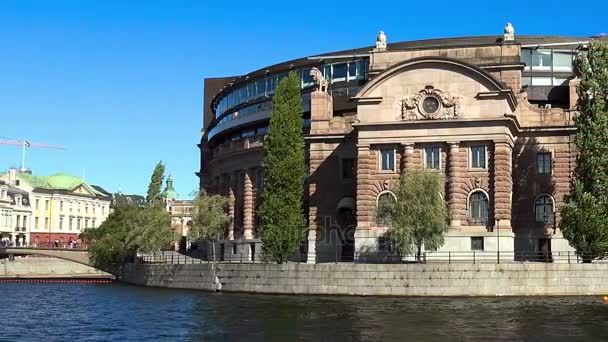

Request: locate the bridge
(0, 247), (91, 267)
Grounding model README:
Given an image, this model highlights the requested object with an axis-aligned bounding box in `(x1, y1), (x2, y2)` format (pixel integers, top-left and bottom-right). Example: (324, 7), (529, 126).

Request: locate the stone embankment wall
(121, 262), (608, 296)
(0, 257), (113, 279)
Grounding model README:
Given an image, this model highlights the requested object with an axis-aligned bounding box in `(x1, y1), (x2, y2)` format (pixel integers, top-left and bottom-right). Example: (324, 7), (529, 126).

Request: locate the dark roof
(32, 187), (111, 199)
(91, 185), (112, 197)
(204, 77), (237, 129)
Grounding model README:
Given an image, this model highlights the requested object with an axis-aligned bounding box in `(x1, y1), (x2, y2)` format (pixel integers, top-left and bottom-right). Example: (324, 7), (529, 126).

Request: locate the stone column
(401, 143), (415, 170)
(307, 230), (316, 264)
(493, 141), (513, 230)
(354, 144), (373, 252)
(448, 142), (467, 229)
(243, 169), (254, 240)
(227, 175), (235, 240)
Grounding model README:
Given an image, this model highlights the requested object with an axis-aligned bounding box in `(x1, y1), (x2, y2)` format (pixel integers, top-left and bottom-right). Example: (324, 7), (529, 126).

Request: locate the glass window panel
(553, 78), (568, 86)
(267, 76), (276, 94)
(348, 62), (357, 80)
(357, 60), (367, 79)
(531, 77), (552, 86)
(323, 65), (332, 80)
(470, 146), (486, 169)
(332, 63), (347, 80)
(380, 148), (395, 171)
(425, 147), (440, 169)
(537, 152), (551, 174)
(522, 76), (531, 87)
(532, 50), (552, 70)
(521, 49), (532, 70)
(469, 192), (488, 224)
(301, 68), (313, 86)
(553, 51), (573, 72)
(471, 237), (484, 251)
(535, 195), (554, 224)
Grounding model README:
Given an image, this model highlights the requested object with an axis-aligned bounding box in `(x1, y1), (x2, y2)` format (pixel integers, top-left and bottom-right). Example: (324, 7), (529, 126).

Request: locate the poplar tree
(561, 40), (608, 259)
(146, 161), (166, 207)
(258, 72), (306, 263)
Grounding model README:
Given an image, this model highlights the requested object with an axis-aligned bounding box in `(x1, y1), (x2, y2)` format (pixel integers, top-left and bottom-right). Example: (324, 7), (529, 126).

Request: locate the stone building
(0, 179), (32, 246)
(162, 176), (194, 242)
(199, 24), (602, 262)
(0, 168), (111, 246)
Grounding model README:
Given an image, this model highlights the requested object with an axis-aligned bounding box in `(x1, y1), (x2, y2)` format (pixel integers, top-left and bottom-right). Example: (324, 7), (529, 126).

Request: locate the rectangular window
(537, 152), (552, 174)
(521, 49), (532, 70)
(553, 51), (573, 72)
(380, 148), (395, 171)
(470, 146), (487, 169)
(425, 147), (441, 170)
(35, 199), (39, 210)
(341, 158), (356, 181)
(45, 200), (49, 210)
(531, 77), (552, 86)
(471, 237), (484, 251)
(301, 68), (313, 87)
(531, 49), (552, 71)
(35, 217), (39, 229)
(44, 218), (49, 229)
(60, 201), (64, 211)
(77, 219), (81, 230)
(59, 217), (63, 230)
(69, 218), (73, 231)
(347, 62), (357, 80)
(332, 63), (347, 81)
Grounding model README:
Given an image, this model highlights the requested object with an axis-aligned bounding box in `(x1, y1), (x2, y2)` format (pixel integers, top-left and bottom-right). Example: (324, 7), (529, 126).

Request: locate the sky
(0, 0), (605, 198)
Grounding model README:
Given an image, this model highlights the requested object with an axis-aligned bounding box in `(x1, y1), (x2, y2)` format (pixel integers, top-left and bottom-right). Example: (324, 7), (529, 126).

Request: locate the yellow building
(0, 168), (111, 246)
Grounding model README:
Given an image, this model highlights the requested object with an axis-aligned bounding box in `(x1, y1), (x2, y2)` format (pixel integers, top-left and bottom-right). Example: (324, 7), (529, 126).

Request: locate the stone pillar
(307, 229), (316, 264)
(494, 141), (513, 230)
(401, 143), (415, 170)
(355, 144), (374, 251)
(310, 91), (333, 134)
(243, 170), (254, 240)
(227, 175), (235, 240)
(448, 142), (467, 229)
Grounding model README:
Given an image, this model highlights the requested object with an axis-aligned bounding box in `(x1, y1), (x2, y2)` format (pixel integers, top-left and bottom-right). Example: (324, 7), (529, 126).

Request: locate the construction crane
(0, 138), (66, 172)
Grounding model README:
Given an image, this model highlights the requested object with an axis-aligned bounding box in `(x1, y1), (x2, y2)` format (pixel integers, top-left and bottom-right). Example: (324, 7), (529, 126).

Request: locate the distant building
(0, 179), (32, 246)
(0, 168), (111, 246)
(162, 176), (193, 240)
(111, 193), (146, 210)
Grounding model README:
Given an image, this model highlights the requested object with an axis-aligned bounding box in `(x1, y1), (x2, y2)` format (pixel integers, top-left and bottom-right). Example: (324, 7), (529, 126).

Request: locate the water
(1, 282), (608, 341)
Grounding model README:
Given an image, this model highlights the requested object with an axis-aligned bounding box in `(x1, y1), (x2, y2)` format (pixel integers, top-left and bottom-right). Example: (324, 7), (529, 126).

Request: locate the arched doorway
(337, 197), (356, 262)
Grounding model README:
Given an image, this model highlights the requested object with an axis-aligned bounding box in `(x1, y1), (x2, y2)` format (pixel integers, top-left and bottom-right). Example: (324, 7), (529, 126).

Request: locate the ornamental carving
(397, 86), (462, 121)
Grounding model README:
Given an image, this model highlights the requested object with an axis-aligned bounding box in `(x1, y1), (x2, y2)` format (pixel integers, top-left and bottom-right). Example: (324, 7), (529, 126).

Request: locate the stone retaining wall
(0, 257), (113, 279)
(120, 262), (608, 296)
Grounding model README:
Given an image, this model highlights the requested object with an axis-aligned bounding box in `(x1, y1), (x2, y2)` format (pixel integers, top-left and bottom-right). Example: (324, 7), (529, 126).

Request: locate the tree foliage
(146, 161), (165, 207)
(376, 169), (449, 260)
(189, 190), (230, 241)
(561, 40), (608, 257)
(80, 205), (173, 269)
(258, 72), (306, 263)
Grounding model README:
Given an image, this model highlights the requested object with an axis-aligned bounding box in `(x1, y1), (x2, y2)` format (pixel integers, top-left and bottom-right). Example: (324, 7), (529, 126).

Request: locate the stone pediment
(397, 85), (462, 121)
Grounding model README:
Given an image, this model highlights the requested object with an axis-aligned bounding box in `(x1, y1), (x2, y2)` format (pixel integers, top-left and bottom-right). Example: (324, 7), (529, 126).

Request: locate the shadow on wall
(307, 135), (358, 263)
(512, 136), (558, 258)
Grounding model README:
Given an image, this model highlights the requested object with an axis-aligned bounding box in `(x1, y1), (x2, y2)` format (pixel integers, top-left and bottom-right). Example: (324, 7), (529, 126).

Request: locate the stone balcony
(212, 136), (265, 160)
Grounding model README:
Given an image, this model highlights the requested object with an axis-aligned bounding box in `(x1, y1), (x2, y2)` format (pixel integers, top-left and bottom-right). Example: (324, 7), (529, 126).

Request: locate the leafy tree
(80, 205), (173, 269)
(189, 190), (230, 241)
(146, 161), (165, 207)
(561, 40), (608, 259)
(258, 72), (306, 263)
(376, 169), (449, 261)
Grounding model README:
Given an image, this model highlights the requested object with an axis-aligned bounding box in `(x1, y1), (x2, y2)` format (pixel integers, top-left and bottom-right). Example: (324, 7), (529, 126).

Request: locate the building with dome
(0, 168), (111, 246)
(163, 176), (194, 245)
(198, 24), (605, 262)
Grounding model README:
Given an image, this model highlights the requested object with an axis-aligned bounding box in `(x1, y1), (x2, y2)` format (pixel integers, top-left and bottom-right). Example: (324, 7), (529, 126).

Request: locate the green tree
(561, 40), (608, 259)
(189, 190), (230, 241)
(376, 169), (449, 261)
(146, 161), (166, 207)
(258, 72), (306, 263)
(81, 205), (173, 269)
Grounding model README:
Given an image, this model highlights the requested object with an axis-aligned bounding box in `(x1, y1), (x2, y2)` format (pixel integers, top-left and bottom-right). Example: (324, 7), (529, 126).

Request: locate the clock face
(422, 96), (440, 114)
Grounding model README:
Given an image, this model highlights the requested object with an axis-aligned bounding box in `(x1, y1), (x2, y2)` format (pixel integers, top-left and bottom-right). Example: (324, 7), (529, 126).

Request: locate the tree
(376, 169), (449, 261)
(189, 190), (230, 241)
(81, 205), (173, 269)
(146, 161), (165, 207)
(258, 71), (306, 263)
(561, 40), (608, 259)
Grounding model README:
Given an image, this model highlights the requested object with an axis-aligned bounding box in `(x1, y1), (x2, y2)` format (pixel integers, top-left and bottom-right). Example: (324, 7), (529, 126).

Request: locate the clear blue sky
(0, 0), (605, 198)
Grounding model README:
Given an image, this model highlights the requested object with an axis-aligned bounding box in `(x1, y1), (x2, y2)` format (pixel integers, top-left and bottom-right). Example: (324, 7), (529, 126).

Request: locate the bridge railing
(0, 242), (87, 250)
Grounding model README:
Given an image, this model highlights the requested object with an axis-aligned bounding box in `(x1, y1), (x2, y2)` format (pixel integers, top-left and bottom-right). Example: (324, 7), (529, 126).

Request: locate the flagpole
(21, 140), (26, 171)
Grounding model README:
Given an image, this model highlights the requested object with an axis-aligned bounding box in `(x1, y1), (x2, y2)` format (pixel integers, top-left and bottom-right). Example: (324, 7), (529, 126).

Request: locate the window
(380, 148), (395, 171)
(35, 199), (39, 210)
(59, 217), (63, 230)
(45, 200), (49, 210)
(376, 191), (397, 226)
(471, 237), (484, 251)
(77, 219), (81, 230)
(470, 146), (487, 169)
(553, 51), (573, 72)
(425, 147), (441, 169)
(60, 201), (64, 211)
(69, 218), (73, 231)
(92, 219), (96, 227)
(531, 50), (552, 71)
(332, 63), (347, 81)
(469, 191), (488, 225)
(535, 195), (554, 224)
(35, 217), (39, 229)
(341, 158), (356, 181)
(44, 218), (49, 229)
(537, 152), (552, 174)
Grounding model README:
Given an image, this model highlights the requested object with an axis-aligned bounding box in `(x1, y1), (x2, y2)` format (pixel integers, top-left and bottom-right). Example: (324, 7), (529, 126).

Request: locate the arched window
(535, 194), (554, 224)
(376, 191), (397, 225)
(468, 190), (488, 225)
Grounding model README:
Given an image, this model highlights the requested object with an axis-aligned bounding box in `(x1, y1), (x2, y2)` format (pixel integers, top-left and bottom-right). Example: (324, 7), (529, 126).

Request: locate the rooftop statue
(504, 23), (515, 41)
(376, 31), (387, 50)
(310, 67), (328, 93)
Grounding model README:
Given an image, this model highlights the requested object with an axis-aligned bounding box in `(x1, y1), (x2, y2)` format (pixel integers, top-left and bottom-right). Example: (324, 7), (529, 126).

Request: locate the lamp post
(496, 218), (500, 264)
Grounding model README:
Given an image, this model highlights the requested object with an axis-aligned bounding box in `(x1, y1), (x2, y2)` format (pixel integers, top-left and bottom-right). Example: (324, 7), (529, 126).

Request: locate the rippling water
(1, 282), (608, 341)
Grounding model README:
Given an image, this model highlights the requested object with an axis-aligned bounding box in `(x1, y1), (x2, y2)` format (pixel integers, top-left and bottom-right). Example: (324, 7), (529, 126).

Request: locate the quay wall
(120, 262), (608, 296)
(0, 257), (113, 279)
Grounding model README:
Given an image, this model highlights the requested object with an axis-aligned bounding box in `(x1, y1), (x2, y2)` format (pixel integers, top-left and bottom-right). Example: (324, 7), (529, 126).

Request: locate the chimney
(8, 168), (16, 186)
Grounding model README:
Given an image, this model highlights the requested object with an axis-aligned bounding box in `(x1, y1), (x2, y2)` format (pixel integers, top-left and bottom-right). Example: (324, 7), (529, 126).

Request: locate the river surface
(1, 282), (608, 341)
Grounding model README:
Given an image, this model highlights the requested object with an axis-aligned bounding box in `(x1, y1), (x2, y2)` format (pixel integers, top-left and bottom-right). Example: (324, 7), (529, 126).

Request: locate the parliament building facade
(199, 24), (601, 262)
